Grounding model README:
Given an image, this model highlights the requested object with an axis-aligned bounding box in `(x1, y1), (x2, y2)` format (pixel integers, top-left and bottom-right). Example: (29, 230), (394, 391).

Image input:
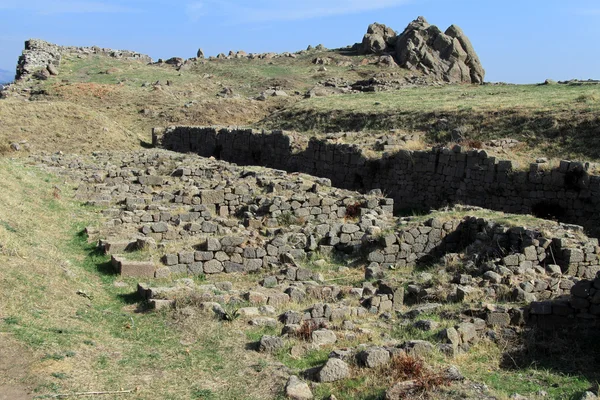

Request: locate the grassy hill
(2, 50), (600, 161)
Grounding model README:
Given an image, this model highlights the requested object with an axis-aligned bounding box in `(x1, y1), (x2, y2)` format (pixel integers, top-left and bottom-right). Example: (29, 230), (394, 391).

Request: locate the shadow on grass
(139, 140), (154, 149)
(118, 291), (152, 314)
(76, 229), (115, 276)
(500, 325), (600, 399)
(244, 341), (259, 352)
(118, 291), (143, 305)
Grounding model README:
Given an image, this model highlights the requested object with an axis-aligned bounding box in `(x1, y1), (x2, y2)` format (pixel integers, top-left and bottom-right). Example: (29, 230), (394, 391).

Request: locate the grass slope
(265, 83), (600, 161)
(5, 50), (600, 161)
(0, 99), (141, 154)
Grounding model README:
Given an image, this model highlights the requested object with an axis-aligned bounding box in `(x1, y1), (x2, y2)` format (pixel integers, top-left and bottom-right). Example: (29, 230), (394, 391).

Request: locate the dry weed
(385, 353), (451, 398)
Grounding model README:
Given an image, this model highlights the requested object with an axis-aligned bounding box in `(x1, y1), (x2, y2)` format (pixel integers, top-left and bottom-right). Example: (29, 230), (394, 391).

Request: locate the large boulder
(357, 347), (391, 368)
(358, 17), (485, 84)
(361, 23), (397, 55)
(445, 24), (485, 84)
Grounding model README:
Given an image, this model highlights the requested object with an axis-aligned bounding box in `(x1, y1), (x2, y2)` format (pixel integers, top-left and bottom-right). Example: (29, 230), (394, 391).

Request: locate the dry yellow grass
(0, 99), (141, 154)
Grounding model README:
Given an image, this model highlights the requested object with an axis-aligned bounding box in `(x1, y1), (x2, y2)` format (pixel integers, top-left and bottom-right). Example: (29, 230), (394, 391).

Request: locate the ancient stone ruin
(154, 126), (600, 236)
(358, 17), (485, 84)
(30, 138), (600, 397)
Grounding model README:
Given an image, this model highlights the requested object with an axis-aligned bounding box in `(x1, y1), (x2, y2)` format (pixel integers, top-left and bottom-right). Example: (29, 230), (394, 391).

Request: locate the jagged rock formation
(359, 17), (485, 84)
(15, 39), (152, 81)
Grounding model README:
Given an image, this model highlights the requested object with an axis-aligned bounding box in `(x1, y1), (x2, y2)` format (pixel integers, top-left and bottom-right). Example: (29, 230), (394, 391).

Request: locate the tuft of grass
(276, 211), (301, 227)
(191, 386), (216, 400)
(275, 345), (330, 372)
(245, 326), (279, 343)
(3, 316), (20, 325)
(575, 93), (598, 103)
(385, 353), (451, 398)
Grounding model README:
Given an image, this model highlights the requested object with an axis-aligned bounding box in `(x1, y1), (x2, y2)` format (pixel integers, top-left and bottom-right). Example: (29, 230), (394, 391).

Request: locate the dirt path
(0, 333), (34, 400)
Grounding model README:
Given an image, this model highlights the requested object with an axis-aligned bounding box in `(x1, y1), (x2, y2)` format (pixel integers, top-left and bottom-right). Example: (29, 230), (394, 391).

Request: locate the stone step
(111, 255), (156, 278)
(101, 239), (138, 255)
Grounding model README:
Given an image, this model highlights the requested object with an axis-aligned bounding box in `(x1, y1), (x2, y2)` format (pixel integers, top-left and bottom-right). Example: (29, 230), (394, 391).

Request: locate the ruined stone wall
(16, 39), (152, 80)
(528, 273), (600, 327)
(155, 126), (600, 235)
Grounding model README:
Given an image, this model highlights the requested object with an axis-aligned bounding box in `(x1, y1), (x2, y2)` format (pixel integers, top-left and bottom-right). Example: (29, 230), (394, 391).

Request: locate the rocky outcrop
(15, 39), (152, 81)
(358, 17), (485, 84)
(361, 23), (397, 55)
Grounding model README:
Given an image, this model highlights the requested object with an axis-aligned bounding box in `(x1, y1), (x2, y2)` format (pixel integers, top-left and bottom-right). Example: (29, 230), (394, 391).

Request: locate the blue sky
(0, 0), (599, 83)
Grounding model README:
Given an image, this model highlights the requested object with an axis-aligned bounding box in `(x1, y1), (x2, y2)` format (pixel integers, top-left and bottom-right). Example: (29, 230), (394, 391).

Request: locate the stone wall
(528, 273), (600, 327)
(155, 126), (600, 235)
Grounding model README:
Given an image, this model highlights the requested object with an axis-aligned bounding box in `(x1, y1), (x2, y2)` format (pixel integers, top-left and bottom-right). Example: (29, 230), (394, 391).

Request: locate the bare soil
(0, 333), (34, 400)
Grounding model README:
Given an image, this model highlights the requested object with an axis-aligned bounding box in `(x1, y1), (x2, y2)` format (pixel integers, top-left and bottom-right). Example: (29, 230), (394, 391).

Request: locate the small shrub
(221, 305), (240, 322)
(345, 202), (362, 219)
(294, 320), (327, 341)
(462, 139), (483, 149)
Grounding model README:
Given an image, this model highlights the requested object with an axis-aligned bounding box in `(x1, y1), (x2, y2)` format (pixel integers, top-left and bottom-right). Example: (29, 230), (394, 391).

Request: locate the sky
(0, 0), (599, 83)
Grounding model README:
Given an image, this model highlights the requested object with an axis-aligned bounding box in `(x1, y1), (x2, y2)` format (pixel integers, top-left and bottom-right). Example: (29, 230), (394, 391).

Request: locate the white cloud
(187, 0), (412, 23)
(0, 0), (139, 14)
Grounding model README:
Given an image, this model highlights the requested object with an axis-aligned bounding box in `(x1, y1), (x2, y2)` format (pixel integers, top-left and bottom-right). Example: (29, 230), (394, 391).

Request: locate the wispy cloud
(186, 0), (412, 23)
(0, 0), (139, 14)
(573, 7), (600, 16)
(186, 1), (206, 22)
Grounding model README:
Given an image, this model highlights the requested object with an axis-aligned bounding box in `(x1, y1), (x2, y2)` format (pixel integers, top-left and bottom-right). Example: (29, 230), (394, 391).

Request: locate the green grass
(275, 345), (330, 372)
(11, 47), (600, 161)
(245, 326), (280, 343)
(290, 84), (600, 114)
(313, 376), (386, 400)
(264, 82), (600, 161)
